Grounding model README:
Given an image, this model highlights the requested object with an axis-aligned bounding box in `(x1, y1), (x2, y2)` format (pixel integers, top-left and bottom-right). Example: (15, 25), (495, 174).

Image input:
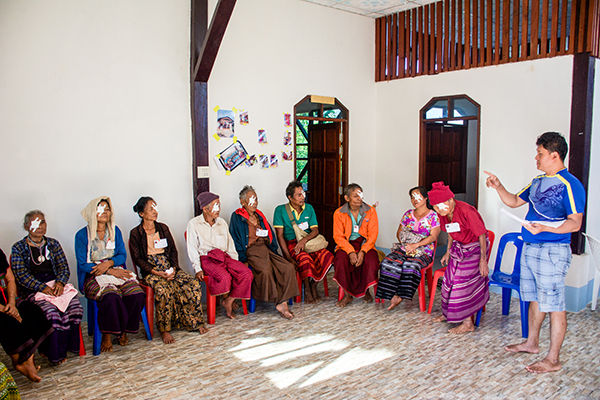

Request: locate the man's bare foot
(222, 295), (236, 319)
(526, 358), (561, 373)
(448, 319), (475, 334)
(160, 331), (175, 344)
(14, 356), (41, 383)
(432, 315), (446, 322)
(222, 294), (239, 310)
(335, 294), (353, 308)
(504, 341), (540, 354)
(387, 295), (403, 311)
(198, 326), (209, 334)
(310, 280), (322, 302)
(304, 289), (316, 304)
(118, 333), (129, 346)
(276, 302), (294, 319)
(50, 358), (67, 366)
(363, 290), (373, 303)
(101, 333), (113, 352)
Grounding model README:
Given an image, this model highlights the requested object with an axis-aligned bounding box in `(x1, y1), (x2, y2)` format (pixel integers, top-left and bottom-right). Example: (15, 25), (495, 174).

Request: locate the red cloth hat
(428, 181), (454, 205)
(197, 192), (219, 210)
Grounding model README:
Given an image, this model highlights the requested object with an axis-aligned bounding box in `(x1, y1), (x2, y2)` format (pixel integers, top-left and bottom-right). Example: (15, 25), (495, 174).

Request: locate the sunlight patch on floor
(230, 334), (335, 362)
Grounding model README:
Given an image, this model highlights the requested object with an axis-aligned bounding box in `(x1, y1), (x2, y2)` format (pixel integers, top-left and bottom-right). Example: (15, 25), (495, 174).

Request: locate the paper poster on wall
(245, 155), (257, 168)
(217, 109), (235, 138)
(259, 154), (269, 169)
(258, 129), (268, 144)
(239, 111), (249, 125)
(283, 131), (292, 146)
(216, 141), (248, 172)
(213, 155), (224, 170)
(270, 153), (279, 168)
(282, 151), (293, 161)
(284, 113), (292, 127)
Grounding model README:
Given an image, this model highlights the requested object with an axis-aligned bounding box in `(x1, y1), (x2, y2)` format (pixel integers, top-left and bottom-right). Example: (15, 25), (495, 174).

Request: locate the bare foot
(13, 355), (41, 383)
(101, 333), (113, 352)
(118, 333), (129, 346)
(526, 358), (561, 373)
(335, 294), (354, 308)
(363, 290), (373, 303)
(310, 280), (322, 303)
(504, 341), (540, 354)
(387, 295), (403, 311)
(433, 315), (446, 323)
(50, 358), (67, 366)
(276, 302), (294, 320)
(304, 289), (316, 304)
(222, 295), (236, 319)
(222, 294), (239, 310)
(198, 326), (209, 334)
(448, 319), (475, 334)
(160, 331), (175, 344)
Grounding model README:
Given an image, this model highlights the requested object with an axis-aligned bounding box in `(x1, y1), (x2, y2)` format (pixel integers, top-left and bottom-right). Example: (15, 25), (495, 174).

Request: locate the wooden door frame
(293, 95), (349, 206)
(419, 94), (481, 206)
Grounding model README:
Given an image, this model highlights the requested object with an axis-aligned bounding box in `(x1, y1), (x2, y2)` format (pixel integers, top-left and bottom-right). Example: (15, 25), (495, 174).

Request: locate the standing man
(485, 132), (585, 373)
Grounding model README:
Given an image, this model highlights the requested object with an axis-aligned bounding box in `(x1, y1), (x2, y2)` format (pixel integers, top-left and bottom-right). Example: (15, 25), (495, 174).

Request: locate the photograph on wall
(259, 154), (269, 169)
(245, 154), (257, 168)
(283, 130), (292, 146)
(217, 141), (248, 172)
(216, 109), (235, 138)
(258, 129), (268, 144)
(284, 113), (292, 127)
(239, 111), (249, 125)
(282, 151), (293, 161)
(270, 153), (279, 168)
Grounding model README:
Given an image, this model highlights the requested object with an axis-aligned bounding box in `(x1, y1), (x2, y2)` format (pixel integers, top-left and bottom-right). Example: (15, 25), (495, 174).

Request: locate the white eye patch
(248, 196), (256, 206)
(212, 202), (220, 213)
(300, 191), (305, 198)
(436, 202), (449, 211)
(97, 204), (106, 216)
(30, 217), (41, 232)
(357, 190), (364, 200)
(152, 203), (159, 213)
(412, 192), (423, 202)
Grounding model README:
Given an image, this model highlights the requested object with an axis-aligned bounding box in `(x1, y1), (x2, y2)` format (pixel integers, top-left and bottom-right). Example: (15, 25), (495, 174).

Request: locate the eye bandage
(152, 203), (159, 213)
(436, 202), (449, 211)
(248, 196), (256, 206)
(97, 204), (106, 216)
(30, 217), (41, 232)
(300, 191), (305, 198)
(357, 190), (364, 200)
(412, 192), (423, 201)
(212, 203), (220, 213)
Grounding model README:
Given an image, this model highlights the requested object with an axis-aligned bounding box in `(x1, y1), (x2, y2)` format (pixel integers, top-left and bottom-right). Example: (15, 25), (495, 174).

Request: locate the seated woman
(429, 182), (490, 334)
(229, 186), (299, 319)
(376, 187), (441, 310)
(0, 248), (52, 382)
(186, 192), (253, 319)
(333, 183), (380, 307)
(75, 197), (146, 352)
(11, 210), (83, 365)
(129, 197), (208, 344)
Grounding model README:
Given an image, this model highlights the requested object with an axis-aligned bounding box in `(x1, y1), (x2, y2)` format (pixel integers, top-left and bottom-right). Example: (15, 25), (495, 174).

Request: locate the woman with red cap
(428, 182), (490, 334)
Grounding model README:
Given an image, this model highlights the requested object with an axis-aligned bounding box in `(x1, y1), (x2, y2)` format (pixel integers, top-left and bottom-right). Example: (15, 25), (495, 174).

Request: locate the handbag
(285, 204), (328, 253)
(397, 226), (427, 257)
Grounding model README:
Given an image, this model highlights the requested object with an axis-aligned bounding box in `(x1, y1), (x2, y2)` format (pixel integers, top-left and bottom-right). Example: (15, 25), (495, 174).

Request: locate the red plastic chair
(427, 230), (495, 314)
(295, 271), (329, 303)
(184, 231), (248, 324)
(128, 240), (155, 339)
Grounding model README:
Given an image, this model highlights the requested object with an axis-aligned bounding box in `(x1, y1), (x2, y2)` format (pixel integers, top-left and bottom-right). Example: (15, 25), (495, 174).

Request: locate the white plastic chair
(582, 233), (600, 311)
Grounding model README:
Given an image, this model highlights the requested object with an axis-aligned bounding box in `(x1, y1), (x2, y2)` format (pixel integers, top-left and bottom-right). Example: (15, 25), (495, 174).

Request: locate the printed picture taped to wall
(284, 113), (292, 127)
(258, 129), (268, 144)
(239, 111), (249, 125)
(259, 154), (269, 169)
(283, 130), (292, 146)
(245, 155), (257, 168)
(282, 151), (293, 161)
(270, 153), (278, 168)
(217, 141), (248, 172)
(217, 109), (235, 138)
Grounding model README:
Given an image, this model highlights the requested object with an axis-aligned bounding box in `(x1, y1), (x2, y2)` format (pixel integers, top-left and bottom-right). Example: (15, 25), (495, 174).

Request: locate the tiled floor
(3, 272), (600, 399)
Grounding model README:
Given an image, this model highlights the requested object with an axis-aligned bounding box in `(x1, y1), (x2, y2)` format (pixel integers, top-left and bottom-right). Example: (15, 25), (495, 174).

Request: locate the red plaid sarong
(286, 239), (333, 281)
(200, 249), (252, 299)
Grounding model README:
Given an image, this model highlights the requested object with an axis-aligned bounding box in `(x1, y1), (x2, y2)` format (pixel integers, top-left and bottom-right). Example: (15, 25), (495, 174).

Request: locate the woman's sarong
(0, 362), (20, 400)
(245, 239), (299, 304)
(285, 239), (333, 281)
(441, 238), (490, 323)
(83, 274), (145, 335)
(376, 250), (432, 300)
(333, 238), (379, 298)
(144, 254), (205, 332)
(199, 249), (252, 299)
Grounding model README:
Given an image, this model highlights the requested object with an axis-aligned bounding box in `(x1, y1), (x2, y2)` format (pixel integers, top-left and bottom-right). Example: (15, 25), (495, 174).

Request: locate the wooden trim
(437, 2), (443, 72)
(450, 0), (456, 69)
(559, 0), (568, 54)
(465, 0), (471, 67)
(501, 0), (510, 63)
(540, 0), (549, 57)
(550, 0), (559, 56)
(412, 8), (418, 76)
(521, 0), (529, 59)
(375, 18), (382, 81)
(568, 0), (577, 53)
(380, 16), (387, 79)
(424, 5), (430, 74)
(392, 13), (398, 79)
(511, 0), (519, 61)
(457, 0), (463, 69)
(473, 0), (479, 66)
(399, 12), (406, 78)
(445, 0), (450, 71)
(295, 116), (348, 122)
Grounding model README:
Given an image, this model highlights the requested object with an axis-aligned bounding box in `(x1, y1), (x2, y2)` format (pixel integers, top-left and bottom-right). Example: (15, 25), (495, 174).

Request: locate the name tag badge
(298, 221), (309, 230)
(106, 240), (116, 250)
(446, 222), (461, 233)
(154, 238), (168, 249)
(256, 229), (268, 237)
(353, 225), (359, 233)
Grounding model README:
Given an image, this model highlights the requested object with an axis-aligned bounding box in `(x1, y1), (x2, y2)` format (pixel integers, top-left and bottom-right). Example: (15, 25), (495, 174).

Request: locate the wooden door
(423, 123), (468, 195)
(307, 122), (341, 252)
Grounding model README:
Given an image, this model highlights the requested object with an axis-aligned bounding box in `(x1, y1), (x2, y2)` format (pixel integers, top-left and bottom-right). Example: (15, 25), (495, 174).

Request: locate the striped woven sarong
(376, 250), (432, 300)
(441, 238), (490, 323)
(286, 240), (333, 281)
(0, 362), (20, 400)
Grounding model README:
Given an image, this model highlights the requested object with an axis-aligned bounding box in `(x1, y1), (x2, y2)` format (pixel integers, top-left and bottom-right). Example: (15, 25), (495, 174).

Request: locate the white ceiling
(299, 0), (438, 18)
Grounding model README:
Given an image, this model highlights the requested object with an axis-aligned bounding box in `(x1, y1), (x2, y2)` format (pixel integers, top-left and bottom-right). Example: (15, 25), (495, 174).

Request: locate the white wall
(0, 1), (194, 278)
(207, 0), (376, 223)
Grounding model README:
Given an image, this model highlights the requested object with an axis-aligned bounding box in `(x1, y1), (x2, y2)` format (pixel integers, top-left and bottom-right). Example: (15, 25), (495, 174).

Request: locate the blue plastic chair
(247, 265), (293, 313)
(475, 232), (529, 338)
